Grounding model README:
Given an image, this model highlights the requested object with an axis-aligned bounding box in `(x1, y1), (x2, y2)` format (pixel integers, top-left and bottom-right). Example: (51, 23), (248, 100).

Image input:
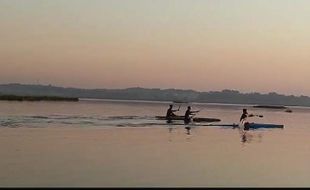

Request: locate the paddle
(171, 103), (181, 111)
(189, 109), (201, 120)
(249, 114), (264, 118)
(170, 104), (180, 113)
(197, 107), (205, 112)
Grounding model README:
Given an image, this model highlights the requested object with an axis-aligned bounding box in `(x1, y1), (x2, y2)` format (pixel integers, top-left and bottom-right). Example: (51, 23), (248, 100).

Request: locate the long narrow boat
(155, 116), (221, 123)
(244, 123), (284, 130)
(253, 105), (287, 109)
(206, 123), (284, 129)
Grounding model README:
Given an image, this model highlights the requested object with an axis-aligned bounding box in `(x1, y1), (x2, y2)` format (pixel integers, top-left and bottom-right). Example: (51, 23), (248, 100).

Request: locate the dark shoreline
(1, 83), (310, 107)
(0, 95), (79, 102)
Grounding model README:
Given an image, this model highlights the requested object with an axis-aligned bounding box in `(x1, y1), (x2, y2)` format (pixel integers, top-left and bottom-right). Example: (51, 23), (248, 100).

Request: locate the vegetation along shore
(0, 95), (79, 102)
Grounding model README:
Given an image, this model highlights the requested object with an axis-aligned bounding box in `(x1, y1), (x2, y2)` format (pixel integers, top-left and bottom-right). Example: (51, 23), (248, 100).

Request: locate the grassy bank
(0, 95), (79, 102)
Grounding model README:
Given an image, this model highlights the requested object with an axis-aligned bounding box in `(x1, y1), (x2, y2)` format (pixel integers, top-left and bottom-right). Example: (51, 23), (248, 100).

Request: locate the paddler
(184, 106), (200, 135)
(240, 108), (254, 130)
(166, 104), (180, 123)
(184, 106), (199, 125)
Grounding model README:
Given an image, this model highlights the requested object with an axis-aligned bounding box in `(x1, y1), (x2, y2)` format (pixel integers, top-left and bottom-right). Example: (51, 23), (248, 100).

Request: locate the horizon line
(0, 82), (308, 97)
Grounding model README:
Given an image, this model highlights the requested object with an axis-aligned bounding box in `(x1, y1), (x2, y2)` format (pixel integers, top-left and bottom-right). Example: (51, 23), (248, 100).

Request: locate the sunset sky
(1, 0), (310, 95)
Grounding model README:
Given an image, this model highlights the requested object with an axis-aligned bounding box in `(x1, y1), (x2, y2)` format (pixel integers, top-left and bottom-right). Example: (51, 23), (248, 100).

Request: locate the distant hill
(1, 83), (310, 106)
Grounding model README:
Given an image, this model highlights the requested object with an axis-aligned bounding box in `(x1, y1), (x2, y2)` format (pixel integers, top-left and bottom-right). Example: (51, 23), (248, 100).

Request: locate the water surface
(0, 99), (309, 187)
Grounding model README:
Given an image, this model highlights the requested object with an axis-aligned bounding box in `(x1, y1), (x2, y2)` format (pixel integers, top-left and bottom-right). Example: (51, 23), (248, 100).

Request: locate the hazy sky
(1, 0), (310, 95)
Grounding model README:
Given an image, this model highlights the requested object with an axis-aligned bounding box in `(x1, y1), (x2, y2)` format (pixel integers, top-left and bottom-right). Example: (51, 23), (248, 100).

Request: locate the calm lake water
(0, 99), (310, 187)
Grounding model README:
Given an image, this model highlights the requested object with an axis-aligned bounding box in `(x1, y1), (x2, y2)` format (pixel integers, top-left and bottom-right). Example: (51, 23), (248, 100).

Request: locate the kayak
(193, 118), (221, 122)
(244, 123), (284, 130)
(253, 105), (287, 109)
(155, 116), (221, 123)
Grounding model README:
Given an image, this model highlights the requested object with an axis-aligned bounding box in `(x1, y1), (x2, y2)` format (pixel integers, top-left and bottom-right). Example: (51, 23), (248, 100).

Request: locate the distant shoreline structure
(1, 83), (310, 107)
(0, 95), (78, 102)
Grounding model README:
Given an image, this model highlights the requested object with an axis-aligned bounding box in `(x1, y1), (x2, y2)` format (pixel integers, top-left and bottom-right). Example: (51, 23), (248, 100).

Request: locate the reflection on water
(164, 116), (270, 144)
(185, 126), (191, 135)
(167, 121), (266, 144)
(0, 99), (289, 146)
(0, 99), (299, 140)
(239, 129), (264, 144)
(167, 121), (192, 136)
(2, 99), (310, 187)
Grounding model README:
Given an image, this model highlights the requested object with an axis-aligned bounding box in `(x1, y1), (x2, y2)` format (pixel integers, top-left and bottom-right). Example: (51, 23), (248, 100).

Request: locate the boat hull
(244, 123), (284, 130)
(155, 116), (221, 123)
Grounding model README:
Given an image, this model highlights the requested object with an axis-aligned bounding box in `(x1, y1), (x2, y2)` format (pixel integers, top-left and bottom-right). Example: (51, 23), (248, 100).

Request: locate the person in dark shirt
(184, 106), (199, 124)
(240, 109), (254, 130)
(240, 109), (254, 122)
(184, 106), (199, 135)
(166, 105), (179, 123)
